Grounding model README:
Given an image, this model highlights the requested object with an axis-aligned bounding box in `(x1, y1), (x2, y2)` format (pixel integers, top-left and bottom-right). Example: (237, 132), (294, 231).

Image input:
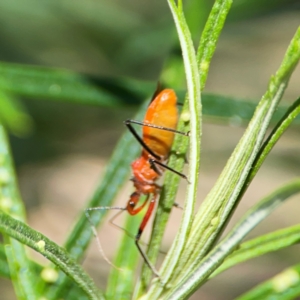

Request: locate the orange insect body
(85, 88), (184, 276)
(142, 89), (178, 159)
(122, 87), (186, 276)
(125, 89), (179, 255)
(129, 89), (178, 205)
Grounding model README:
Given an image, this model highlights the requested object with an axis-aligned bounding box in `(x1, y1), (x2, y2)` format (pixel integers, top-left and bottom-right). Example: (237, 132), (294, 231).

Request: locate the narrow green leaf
(212, 224), (300, 277)
(143, 0), (202, 296)
(1, 61), (300, 127)
(0, 125), (37, 298)
(0, 125), (26, 220)
(167, 179), (300, 299)
(0, 60), (300, 129)
(0, 62), (152, 107)
(0, 211), (103, 300)
(0, 89), (33, 136)
(173, 26), (300, 288)
(248, 97), (300, 183)
(235, 264), (300, 300)
(202, 94), (300, 126)
(143, 0), (231, 298)
(166, 0), (233, 287)
(197, 0), (233, 89)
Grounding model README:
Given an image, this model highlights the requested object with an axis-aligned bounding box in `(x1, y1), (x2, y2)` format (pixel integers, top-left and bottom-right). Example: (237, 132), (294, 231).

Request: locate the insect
(86, 86), (189, 276)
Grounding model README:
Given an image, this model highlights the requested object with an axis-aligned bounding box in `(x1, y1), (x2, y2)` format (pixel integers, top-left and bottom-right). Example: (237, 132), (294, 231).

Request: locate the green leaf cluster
(0, 1), (299, 299)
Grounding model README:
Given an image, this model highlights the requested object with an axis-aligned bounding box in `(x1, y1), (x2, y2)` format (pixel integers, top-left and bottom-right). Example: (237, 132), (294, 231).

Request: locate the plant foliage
(0, 1), (299, 300)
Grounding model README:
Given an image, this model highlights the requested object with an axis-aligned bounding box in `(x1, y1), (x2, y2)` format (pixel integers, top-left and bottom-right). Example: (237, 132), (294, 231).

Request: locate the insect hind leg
(85, 206), (126, 271)
(134, 194), (161, 277)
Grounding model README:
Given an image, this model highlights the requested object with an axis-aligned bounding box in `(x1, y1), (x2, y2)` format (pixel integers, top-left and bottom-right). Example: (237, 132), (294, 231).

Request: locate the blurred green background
(0, 0), (300, 299)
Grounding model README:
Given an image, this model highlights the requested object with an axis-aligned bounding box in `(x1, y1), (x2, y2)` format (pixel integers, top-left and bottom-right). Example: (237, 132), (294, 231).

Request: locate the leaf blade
(176, 26), (300, 286)
(0, 211), (103, 300)
(211, 224), (300, 277)
(167, 179), (300, 299)
(0, 125), (37, 298)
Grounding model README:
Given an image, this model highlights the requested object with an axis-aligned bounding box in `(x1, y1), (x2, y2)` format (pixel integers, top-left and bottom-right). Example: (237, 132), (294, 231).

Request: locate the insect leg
(108, 192), (150, 242)
(125, 119), (189, 136)
(135, 193), (160, 277)
(124, 120), (161, 160)
(149, 158), (189, 183)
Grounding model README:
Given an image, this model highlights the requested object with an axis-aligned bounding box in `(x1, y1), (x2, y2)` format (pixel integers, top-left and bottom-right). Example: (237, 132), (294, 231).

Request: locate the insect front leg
(149, 158), (189, 182)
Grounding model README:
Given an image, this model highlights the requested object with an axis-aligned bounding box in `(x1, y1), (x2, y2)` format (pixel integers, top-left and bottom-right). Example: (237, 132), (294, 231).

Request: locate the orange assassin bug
(86, 85), (189, 276)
